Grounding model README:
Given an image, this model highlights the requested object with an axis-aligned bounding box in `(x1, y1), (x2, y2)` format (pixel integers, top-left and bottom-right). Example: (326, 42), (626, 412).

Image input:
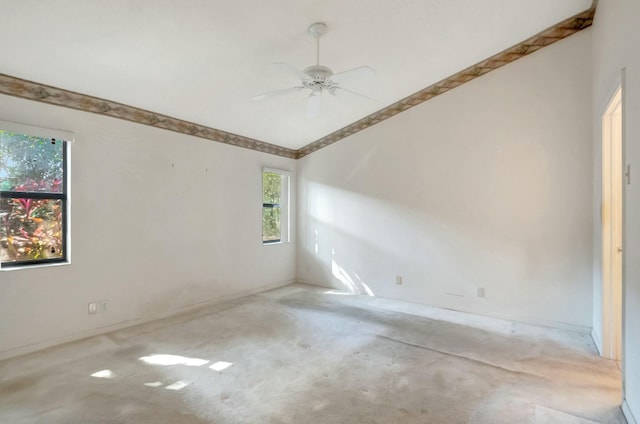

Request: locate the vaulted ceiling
(1, 0), (593, 156)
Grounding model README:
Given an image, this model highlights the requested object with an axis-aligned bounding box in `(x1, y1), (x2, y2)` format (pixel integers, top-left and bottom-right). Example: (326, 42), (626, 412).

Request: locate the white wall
(0, 96), (296, 359)
(297, 31), (593, 330)
(591, 1), (640, 421)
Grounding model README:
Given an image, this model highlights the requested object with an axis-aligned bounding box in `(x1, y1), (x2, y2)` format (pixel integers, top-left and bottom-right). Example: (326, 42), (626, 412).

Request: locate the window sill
(262, 241), (289, 246)
(0, 260), (70, 272)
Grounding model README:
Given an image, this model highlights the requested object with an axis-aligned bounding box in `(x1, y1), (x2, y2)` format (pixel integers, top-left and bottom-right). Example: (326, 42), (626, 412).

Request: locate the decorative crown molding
(296, 5), (596, 158)
(0, 3), (595, 160)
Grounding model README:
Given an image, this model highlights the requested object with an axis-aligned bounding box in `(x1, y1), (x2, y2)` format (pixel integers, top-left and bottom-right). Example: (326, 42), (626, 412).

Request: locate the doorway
(601, 84), (623, 362)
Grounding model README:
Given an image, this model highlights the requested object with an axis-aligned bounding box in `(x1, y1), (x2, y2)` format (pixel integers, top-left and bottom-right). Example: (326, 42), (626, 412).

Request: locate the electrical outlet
(88, 302), (98, 315)
(477, 287), (485, 298)
(396, 275), (403, 285)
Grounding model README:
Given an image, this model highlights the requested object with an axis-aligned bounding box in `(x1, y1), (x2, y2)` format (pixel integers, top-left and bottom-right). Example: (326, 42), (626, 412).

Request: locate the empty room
(0, 1), (638, 423)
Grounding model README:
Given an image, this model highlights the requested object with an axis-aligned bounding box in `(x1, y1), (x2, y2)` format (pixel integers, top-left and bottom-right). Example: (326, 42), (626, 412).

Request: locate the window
(0, 122), (70, 268)
(262, 168), (290, 244)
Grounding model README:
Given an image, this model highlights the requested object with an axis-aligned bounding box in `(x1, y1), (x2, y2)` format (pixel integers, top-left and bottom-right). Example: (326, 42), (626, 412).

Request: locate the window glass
(1, 127), (68, 267)
(262, 170), (288, 244)
(262, 206), (281, 243)
(0, 131), (64, 193)
(0, 198), (64, 262)
(262, 172), (281, 204)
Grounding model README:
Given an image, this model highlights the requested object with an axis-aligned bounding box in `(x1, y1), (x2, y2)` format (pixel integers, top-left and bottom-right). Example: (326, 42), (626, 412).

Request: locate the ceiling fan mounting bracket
(308, 22), (327, 38)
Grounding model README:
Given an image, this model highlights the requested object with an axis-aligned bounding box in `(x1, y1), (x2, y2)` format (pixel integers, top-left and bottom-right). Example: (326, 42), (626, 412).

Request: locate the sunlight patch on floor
(165, 380), (190, 391)
(90, 369), (115, 379)
(144, 381), (163, 387)
(209, 361), (233, 372)
(139, 354), (209, 367)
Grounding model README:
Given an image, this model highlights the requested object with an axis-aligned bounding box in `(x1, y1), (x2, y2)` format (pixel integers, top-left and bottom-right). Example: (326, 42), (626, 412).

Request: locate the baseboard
(623, 400), (637, 424)
(377, 293), (591, 334)
(453, 307), (591, 333)
(295, 278), (332, 288)
(0, 279), (294, 362)
(591, 328), (603, 356)
(297, 279), (591, 333)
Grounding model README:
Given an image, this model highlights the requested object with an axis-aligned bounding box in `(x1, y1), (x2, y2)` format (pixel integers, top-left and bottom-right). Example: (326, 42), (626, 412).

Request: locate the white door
(601, 85), (623, 361)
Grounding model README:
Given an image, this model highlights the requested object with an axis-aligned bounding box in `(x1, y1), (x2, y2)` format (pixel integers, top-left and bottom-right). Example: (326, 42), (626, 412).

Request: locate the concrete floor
(0, 284), (626, 424)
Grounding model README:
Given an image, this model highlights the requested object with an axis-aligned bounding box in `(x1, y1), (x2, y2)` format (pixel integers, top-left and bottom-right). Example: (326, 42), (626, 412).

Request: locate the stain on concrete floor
(0, 284), (626, 423)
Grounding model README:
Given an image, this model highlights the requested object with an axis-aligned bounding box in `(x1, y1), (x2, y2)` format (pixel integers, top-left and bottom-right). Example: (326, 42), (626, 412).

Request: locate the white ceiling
(1, 0), (591, 150)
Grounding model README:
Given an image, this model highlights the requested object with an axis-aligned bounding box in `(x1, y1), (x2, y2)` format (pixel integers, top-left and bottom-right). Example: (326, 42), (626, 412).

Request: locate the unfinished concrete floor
(0, 284), (626, 424)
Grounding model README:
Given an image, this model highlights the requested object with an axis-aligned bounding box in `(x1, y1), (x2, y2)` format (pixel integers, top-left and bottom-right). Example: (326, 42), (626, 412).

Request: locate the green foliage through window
(0, 129), (67, 266)
(262, 171), (284, 243)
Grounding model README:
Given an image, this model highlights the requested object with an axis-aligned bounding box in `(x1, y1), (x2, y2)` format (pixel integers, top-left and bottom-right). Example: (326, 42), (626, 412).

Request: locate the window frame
(0, 121), (72, 269)
(262, 167), (290, 245)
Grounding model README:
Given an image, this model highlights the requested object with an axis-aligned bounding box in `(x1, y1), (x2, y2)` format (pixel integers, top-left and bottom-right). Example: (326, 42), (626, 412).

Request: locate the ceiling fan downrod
(303, 23), (333, 93)
(308, 22), (327, 66)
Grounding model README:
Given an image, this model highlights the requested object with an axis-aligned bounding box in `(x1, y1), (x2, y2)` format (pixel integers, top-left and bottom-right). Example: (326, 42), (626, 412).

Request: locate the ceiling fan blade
(306, 92), (322, 118)
(331, 66), (375, 84)
(252, 86), (305, 101)
(333, 86), (376, 101)
(270, 62), (310, 80)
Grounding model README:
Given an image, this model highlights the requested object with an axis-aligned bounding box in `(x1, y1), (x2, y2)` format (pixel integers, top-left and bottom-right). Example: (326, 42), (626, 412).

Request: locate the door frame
(601, 73), (625, 365)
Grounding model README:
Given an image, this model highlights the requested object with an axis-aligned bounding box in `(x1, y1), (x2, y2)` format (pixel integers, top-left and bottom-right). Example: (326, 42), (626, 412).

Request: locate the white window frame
(262, 167), (290, 245)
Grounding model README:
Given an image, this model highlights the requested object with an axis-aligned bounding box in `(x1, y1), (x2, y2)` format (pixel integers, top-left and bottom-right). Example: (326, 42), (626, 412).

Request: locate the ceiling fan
(252, 22), (375, 118)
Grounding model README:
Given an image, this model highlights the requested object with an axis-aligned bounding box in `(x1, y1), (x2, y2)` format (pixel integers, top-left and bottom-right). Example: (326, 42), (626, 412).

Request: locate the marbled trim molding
(296, 6), (596, 158)
(0, 3), (595, 160)
(0, 74), (298, 159)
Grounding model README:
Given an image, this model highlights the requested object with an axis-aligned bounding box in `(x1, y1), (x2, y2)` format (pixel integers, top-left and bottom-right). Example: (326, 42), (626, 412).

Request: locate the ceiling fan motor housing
(303, 65), (337, 93)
